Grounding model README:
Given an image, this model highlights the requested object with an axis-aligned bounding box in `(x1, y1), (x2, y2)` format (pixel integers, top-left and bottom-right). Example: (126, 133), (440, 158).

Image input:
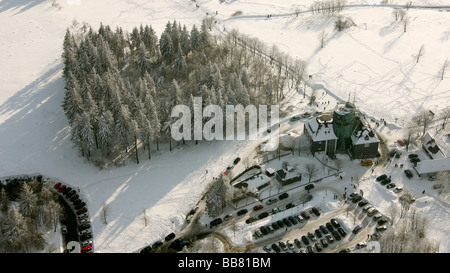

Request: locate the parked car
(408, 153), (419, 158)
(279, 192), (289, 200)
(76, 207), (87, 215)
(277, 220), (285, 228)
(320, 238), (328, 248)
(233, 157), (241, 165)
(376, 174), (387, 181)
(386, 183), (396, 189)
(54, 182), (62, 189)
(140, 246), (152, 253)
(290, 115), (301, 122)
(311, 207), (321, 216)
(271, 243), (281, 253)
(352, 225), (362, 234)
(288, 216), (298, 225)
(325, 234), (334, 244)
(356, 242), (367, 249)
(258, 211), (269, 219)
(263, 245), (272, 253)
(319, 225), (329, 234)
(301, 211), (310, 220)
(287, 240), (295, 251)
(330, 218), (341, 228)
(237, 209), (248, 216)
(62, 187), (72, 195)
(301, 235), (310, 245)
(260, 226), (269, 235)
(331, 230), (341, 241)
(266, 198), (278, 205)
(224, 214), (233, 221)
(393, 187), (403, 193)
(279, 241), (288, 252)
(376, 225), (387, 232)
(75, 202), (86, 210)
(352, 195), (363, 203)
(81, 245), (93, 253)
(283, 218), (292, 227)
(152, 241), (163, 249)
(367, 208), (378, 217)
(338, 227), (347, 237)
(69, 194), (79, 202)
(66, 190), (76, 198)
(373, 213), (382, 220)
(78, 223), (90, 231)
(381, 177), (392, 185)
(57, 185), (66, 192)
(285, 203), (294, 209)
(165, 232), (176, 242)
(307, 232), (317, 242)
(326, 222), (334, 231)
(80, 233), (92, 241)
(271, 222), (280, 230)
(314, 229), (323, 238)
(294, 238), (302, 248)
(410, 157), (421, 163)
(404, 169), (413, 179)
(210, 218), (223, 228)
(397, 139), (405, 146)
(253, 204), (263, 211)
(314, 242), (322, 252)
(358, 199), (369, 207)
(377, 218), (388, 225)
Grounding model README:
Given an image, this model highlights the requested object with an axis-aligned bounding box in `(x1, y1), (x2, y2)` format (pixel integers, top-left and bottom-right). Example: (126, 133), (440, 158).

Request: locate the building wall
(352, 142), (379, 159)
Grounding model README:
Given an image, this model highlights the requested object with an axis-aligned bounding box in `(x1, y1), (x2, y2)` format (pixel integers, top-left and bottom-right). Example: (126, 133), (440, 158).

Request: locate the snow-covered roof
(304, 117), (338, 142)
(414, 157), (450, 175)
(351, 128), (379, 145)
(422, 133), (446, 159)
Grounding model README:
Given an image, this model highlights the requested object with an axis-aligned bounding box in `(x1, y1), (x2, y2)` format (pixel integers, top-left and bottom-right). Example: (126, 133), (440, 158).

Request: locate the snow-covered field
(0, 0), (449, 253)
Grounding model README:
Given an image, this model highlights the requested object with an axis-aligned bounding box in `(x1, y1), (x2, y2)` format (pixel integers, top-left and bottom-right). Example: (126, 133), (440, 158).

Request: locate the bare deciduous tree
(412, 110), (434, 136)
(416, 45), (425, 64)
(304, 163), (319, 183)
(441, 58), (449, 80)
(318, 30), (328, 48)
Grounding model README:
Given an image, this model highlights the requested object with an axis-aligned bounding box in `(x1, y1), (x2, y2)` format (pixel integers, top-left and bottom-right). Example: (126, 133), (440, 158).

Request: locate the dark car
(75, 202), (86, 210)
(326, 222), (334, 231)
(279, 192), (289, 200)
(381, 177), (392, 185)
(285, 203), (294, 209)
(352, 225), (362, 234)
(352, 195), (363, 203)
(410, 157), (421, 163)
(62, 187), (72, 195)
(358, 199), (368, 207)
(210, 218), (223, 228)
(272, 222), (280, 230)
(311, 207), (321, 216)
(78, 223), (91, 231)
(330, 218), (340, 228)
(404, 169), (413, 179)
(301, 235), (310, 245)
(376, 174), (387, 181)
(331, 230), (341, 241)
(66, 190), (77, 198)
(233, 157), (241, 165)
(338, 227), (347, 237)
(80, 233), (92, 241)
(77, 207), (87, 215)
(260, 226), (269, 235)
(73, 199), (82, 205)
(245, 217), (256, 224)
(140, 246), (152, 253)
(288, 216), (298, 225)
(277, 220), (285, 228)
(314, 229), (323, 238)
(320, 238), (328, 248)
(152, 241), (163, 249)
(386, 183), (396, 189)
(307, 232), (317, 242)
(258, 211), (269, 219)
(70, 194), (79, 202)
(305, 184), (315, 191)
(271, 243), (281, 253)
(300, 211), (310, 220)
(237, 209), (248, 216)
(378, 218), (388, 225)
(283, 218), (292, 227)
(408, 153), (419, 158)
(294, 238), (302, 248)
(165, 232), (176, 242)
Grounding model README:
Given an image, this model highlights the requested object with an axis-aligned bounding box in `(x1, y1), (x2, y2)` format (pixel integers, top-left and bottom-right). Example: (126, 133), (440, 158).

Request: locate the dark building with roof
(304, 102), (379, 159)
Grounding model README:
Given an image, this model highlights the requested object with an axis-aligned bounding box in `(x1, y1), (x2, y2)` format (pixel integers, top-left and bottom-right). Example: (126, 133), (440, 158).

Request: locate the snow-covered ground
(0, 0), (449, 252)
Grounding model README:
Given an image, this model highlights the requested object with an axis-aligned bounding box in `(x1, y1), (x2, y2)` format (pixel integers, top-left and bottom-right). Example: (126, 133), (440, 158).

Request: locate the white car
(266, 198), (278, 205)
(356, 242), (367, 249)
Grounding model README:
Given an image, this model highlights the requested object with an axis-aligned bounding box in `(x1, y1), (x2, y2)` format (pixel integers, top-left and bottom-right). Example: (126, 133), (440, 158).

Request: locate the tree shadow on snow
(0, 0), (47, 14)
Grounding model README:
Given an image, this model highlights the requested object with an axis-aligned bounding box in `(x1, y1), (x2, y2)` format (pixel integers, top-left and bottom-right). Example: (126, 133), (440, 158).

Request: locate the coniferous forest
(61, 19), (307, 167)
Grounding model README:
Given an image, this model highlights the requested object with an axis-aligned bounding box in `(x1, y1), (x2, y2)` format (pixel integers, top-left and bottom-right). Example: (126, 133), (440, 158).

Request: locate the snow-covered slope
(0, 0), (448, 252)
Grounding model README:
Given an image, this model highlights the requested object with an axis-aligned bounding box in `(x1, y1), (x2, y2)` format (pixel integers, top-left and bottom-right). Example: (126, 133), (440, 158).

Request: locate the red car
(54, 182), (62, 189)
(397, 139), (405, 146)
(57, 185), (66, 192)
(81, 246), (92, 253)
(253, 205), (264, 211)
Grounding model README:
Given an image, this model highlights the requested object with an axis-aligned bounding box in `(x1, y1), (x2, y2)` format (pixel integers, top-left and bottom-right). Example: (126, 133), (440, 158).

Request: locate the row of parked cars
(54, 182), (92, 253)
(253, 207), (321, 240)
(264, 218), (347, 253)
(140, 232), (191, 253)
(349, 192), (389, 232)
(375, 174), (403, 193)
